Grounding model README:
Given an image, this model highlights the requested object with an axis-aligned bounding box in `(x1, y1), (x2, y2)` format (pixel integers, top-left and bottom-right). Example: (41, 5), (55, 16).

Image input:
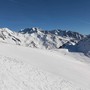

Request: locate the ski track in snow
(0, 55), (85, 90)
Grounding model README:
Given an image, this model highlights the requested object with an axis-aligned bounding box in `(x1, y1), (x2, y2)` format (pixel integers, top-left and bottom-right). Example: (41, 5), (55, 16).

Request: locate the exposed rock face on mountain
(0, 28), (21, 45)
(49, 29), (84, 40)
(0, 27), (85, 49)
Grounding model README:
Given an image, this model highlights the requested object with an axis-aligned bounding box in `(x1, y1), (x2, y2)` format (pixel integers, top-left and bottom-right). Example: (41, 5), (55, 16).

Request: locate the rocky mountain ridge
(0, 27), (85, 49)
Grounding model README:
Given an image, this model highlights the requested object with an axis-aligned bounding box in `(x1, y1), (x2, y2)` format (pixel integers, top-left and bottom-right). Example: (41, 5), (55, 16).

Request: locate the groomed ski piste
(0, 42), (90, 90)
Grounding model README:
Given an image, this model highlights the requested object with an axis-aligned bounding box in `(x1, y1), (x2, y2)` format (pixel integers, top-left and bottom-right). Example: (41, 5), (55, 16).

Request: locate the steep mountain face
(20, 28), (85, 40)
(19, 27), (41, 34)
(77, 35), (90, 56)
(49, 29), (85, 40)
(0, 28), (21, 45)
(0, 27), (85, 49)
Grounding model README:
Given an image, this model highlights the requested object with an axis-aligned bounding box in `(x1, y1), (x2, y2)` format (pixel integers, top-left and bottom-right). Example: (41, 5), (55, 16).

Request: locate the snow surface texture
(0, 55), (83, 90)
(0, 43), (90, 90)
(0, 28), (84, 49)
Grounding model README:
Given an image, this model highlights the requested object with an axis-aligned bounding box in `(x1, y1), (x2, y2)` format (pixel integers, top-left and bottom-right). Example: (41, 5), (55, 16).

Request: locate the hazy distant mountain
(77, 35), (90, 56)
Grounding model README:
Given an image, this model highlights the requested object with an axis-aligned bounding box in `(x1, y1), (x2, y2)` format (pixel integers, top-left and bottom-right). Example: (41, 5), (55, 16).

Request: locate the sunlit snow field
(0, 43), (90, 90)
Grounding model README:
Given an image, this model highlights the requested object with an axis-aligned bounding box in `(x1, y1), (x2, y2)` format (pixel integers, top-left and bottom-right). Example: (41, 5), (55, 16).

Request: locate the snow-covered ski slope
(0, 42), (90, 90)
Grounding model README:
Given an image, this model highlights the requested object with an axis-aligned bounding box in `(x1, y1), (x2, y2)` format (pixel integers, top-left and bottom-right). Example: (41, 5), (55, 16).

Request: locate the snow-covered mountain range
(0, 28), (85, 48)
(0, 27), (90, 55)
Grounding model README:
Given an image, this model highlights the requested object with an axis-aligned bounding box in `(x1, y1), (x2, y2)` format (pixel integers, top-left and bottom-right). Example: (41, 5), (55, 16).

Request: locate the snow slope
(0, 55), (83, 90)
(0, 43), (90, 90)
(77, 36), (90, 56)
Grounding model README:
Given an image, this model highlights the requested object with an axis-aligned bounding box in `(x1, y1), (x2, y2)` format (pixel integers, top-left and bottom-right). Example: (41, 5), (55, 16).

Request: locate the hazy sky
(0, 0), (90, 34)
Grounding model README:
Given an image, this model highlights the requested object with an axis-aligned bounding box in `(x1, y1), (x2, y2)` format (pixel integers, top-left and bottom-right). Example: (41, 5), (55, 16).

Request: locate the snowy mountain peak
(19, 27), (42, 34)
(49, 29), (85, 40)
(0, 28), (13, 34)
(19, 28), (85, 40)
(0, 27), (87, 50)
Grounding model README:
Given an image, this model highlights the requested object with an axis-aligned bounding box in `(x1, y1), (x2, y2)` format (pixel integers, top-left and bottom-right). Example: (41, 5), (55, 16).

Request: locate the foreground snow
(0, 55), (83, 90)
(0, 43), (90, 90)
